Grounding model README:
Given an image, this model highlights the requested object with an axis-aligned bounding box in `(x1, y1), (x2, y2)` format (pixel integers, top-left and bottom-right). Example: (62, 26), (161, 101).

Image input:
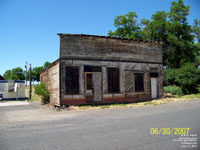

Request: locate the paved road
(0, 99), (199, 150)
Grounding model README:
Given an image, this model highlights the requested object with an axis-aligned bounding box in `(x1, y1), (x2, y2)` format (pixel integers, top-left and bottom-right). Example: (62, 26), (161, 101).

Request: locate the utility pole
(29, 64), (32, 99)
(25, 62), (28, 87)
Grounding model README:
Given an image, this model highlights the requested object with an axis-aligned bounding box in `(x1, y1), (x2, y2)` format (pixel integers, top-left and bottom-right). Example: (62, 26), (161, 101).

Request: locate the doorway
(85, 72), (102, 102)
(151, 78), (158, 99)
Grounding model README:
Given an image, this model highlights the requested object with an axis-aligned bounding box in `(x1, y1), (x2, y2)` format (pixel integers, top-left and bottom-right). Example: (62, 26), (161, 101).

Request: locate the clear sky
(0, 0), (199, 75)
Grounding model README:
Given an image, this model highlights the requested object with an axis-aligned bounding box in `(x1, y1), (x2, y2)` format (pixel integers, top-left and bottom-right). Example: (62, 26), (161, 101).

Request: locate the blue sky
(0, 0), (199, 75)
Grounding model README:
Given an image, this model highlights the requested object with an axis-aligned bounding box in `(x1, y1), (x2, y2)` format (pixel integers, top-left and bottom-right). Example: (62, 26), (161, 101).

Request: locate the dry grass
(75, 93), (200, 110)
(25, 85), (200, 110)
(25, 85), (40, 101)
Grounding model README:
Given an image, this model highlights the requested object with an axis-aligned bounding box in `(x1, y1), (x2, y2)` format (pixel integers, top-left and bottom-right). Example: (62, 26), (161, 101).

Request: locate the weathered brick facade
(40, 34), (163, 106)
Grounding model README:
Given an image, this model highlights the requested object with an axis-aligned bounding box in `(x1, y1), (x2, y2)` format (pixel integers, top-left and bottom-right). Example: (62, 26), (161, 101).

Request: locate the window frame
(65, 66), (80, 95)
(107, 67), (120, 93)
(134, 73), (144, 92)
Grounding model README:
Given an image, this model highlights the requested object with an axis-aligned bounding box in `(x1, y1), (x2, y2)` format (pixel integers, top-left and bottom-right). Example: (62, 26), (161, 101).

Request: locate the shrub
(163, 68), (178, 86)
(175, 64), (200, 94)
(164, 85), (183, 96)
(34, 83), (49, 104)
(163, 64), (200, 94)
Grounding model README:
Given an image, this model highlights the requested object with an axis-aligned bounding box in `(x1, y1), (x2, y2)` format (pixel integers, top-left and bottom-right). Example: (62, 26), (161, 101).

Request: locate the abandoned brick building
(40, 33), (163, 106)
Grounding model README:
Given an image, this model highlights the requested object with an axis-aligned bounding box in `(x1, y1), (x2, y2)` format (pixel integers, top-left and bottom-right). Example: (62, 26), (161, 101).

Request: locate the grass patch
(179, 93), (200, 99)
(100, 105), (110, 109)
(25, 85), (40, 102)
(144, 101), (156, 105)
(77, 101), (159, 110)
(99, 103), (140, 109)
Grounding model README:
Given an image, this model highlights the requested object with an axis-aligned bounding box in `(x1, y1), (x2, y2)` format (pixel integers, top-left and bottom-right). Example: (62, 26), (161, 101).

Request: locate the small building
(40, 34), (163, 106)
(0, 80), (25, 100)
(0, 75), (4, 80)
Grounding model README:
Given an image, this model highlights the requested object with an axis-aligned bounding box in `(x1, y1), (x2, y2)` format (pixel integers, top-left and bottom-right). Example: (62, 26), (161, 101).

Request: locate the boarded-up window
(84, 65), (102, 72)
(134, 73), (144, 92)
(150, 72), (158, 77)
(65, 67), (79, 94)
(86, 74), (93, 90)
(107, 68), (120, 93)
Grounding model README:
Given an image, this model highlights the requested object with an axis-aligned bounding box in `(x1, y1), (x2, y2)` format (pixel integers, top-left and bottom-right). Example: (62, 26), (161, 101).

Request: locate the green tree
(108, 0), (200, 68)
(3, 61), (51, 82)
(176, 64), (200, 94)
(164, 0), (196, 68)
(193, 19), (200, 43)
(163, 68), (178, 86)
(164, 64), (200, 94)
(43, 61), (51, 68)
(32, 66), (44, 82)
(3, 67), (25, 80)
(141, 11), (168, 41)
(192, 19), (200, 64)
(108, 11), (141, 39)
(27, 61), (51, 82)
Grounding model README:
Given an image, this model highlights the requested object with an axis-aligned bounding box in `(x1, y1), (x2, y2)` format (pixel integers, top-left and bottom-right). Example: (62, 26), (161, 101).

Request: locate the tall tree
(28, 61), (51, 82)
(193, 19), (200, 43)
(43, 61), (51, 68)
(3, 67), (25, 80)
(141, 11), (168, 41)
(32, 66), (44, 82)
(108, 0), (200, 68)
(192, 19), (200, 65)
(164, 0), (196, 68)
(108, 11), (141, 39)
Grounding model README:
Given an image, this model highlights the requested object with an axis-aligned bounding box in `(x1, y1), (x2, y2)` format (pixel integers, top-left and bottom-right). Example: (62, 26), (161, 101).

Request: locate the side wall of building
(40, 61), (60, 105)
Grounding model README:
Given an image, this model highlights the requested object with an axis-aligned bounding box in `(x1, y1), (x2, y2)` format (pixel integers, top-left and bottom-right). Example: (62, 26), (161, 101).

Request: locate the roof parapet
(57, 33), (163, 45)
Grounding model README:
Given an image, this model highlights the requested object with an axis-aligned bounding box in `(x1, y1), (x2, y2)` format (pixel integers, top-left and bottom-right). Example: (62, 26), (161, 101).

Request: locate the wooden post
(29, 64), (32, 99)
(25, 63), (27, 87)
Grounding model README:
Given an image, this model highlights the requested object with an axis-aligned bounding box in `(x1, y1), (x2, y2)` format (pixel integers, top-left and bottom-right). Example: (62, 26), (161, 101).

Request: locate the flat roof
(57, 33), (163, 45)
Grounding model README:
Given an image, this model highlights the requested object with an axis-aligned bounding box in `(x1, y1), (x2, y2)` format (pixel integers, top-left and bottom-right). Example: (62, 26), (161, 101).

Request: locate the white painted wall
(0, 81), (25, 100)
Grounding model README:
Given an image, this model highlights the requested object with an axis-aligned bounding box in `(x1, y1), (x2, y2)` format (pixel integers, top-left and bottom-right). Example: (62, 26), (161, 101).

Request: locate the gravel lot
(0, 101), (85, 124)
